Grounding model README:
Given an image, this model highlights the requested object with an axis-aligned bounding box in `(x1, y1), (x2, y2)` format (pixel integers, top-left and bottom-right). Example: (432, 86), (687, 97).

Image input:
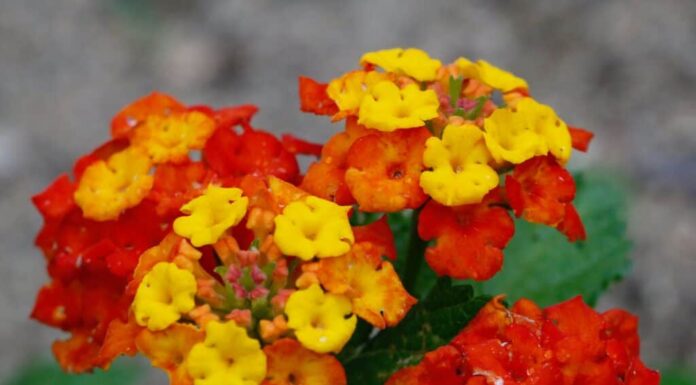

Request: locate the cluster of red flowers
(30, 93), (316, 372)
(387, 296), (660, 385)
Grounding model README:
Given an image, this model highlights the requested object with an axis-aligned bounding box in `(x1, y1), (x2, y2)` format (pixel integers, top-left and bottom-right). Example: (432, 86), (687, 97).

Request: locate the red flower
(203, 117), (299, 183)
(505, 155), (586, 241)
(418, 190), (515, 280)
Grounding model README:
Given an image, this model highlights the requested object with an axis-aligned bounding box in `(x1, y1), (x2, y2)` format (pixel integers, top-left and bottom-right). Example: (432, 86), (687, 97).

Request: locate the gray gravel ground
(1, 0), (695, 382)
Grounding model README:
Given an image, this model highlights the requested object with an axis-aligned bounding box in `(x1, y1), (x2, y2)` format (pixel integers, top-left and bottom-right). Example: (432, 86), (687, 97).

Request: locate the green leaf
(662, 366), (696, 385)
(342, 279), (489, 385)
(477, 172), (632, 307)
(3, 357), (144, 385)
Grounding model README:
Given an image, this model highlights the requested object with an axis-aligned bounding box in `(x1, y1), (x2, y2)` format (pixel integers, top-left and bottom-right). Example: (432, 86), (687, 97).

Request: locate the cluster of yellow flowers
(305, 47), (574, 210)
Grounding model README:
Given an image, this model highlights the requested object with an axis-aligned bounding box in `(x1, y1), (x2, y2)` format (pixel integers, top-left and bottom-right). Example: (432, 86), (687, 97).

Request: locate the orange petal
(298, 77), (339, 116)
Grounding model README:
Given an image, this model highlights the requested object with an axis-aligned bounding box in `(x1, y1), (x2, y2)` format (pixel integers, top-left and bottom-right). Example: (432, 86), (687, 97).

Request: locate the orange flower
(262, 338), (347, 385)
(345, 127), (431, 212)
(315, 242), (416, 328)
(418, 190), (515, 280)
(505, 155), (586, 241)
(135, 323), (204, 385)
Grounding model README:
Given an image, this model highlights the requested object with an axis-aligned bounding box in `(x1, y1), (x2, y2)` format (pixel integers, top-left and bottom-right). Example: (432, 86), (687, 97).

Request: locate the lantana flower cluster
(300, 47), (593, 280)
(30, 48), (657, 385)
(32, 92), (415, 384)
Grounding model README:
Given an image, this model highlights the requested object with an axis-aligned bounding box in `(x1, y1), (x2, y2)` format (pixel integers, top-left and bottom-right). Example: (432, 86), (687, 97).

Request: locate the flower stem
(402, 209), (427, 293)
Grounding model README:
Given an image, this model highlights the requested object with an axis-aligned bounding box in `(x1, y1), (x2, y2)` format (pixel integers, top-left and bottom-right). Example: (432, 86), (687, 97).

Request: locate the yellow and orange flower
(315, 242), (416, 329)
(74, 147), (153, 221)
(263, 339), (346, 385)
(132, 110), (216, 164)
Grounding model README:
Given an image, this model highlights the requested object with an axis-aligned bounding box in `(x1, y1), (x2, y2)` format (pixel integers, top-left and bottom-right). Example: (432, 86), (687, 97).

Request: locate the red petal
(281, 134), (323, 157)
(32, 174), (75, 220)
(557, 204), (586, 242)
(298, 76), (338, 116)
(352, 216), (397, 260)
(569, 126), (594, 152)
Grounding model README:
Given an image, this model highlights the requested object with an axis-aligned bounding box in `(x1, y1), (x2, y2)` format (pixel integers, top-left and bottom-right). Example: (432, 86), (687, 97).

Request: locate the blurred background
(1, 0), (695, 383)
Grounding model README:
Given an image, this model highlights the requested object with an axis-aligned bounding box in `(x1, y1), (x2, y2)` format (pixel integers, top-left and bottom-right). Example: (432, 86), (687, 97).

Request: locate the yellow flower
(420, 124), (499, 206)
(483, 97), (572, 164)
(360, 48), (442, 81)
(285, 284), (356, 354)
(186, 320), (266, 385)
(132, 111), (216, 164)
(326, 70), (389, 114)
(273, 196), (353, 261)
(173, 186), (249, 247)
(358, 81), (439, 132)
(132, 262), (197, 331)
(455, 57), (529, 93)
(74, 147), (153, 221)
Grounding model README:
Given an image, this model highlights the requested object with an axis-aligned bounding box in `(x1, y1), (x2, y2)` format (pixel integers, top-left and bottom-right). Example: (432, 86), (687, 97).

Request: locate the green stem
(402, 209), (427, 293)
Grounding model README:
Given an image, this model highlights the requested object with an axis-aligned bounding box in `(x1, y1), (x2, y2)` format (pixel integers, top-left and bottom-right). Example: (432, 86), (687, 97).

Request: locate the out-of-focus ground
(1, 0), (694, 381)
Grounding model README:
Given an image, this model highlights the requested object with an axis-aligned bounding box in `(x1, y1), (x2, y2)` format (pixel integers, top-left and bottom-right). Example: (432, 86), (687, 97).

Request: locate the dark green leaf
(662, 366), (696, 385)
(478, 172), (631, 307)
(342, 279), (489, 385)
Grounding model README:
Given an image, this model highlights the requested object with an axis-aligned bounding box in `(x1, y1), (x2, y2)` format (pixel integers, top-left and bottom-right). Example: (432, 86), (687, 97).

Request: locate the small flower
(358, 81), (439, 132)
(186, 320), (267, 385)
(273, 196), (353, 260)
(74, 147), (153, 221)
(455, 57), (529, 93)
(173, 186), (249, 247)
(326, 70), (390, 116)
(262, 338), (347, 385)
(361, 48), (442, 82)
(483, 97), (572, 164)
(132, 110), (216, 164)
(315, 242), (417, 329)
(132, 262), (197, 331)
(418, 191), (515, 281)
(420, 124), (499, 206)
(135, 323), (204, 385)
(505, 155), (586, 241)
(344, 127), (431, 212)
(284, 284), (356, 354)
